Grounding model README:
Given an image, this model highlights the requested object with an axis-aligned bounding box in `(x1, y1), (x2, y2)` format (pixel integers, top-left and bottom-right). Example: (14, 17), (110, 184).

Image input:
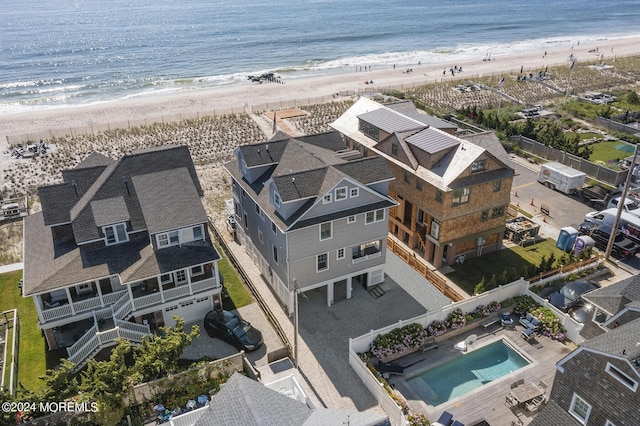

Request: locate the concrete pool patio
(382, 322), (575, 425)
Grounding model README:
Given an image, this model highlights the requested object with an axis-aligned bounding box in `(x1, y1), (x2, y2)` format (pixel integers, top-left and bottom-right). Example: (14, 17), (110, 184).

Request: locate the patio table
(511, 382), (544, 404)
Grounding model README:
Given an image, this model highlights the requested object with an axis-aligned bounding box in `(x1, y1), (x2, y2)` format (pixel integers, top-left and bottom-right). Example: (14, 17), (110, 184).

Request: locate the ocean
(1, 0), (638, 115)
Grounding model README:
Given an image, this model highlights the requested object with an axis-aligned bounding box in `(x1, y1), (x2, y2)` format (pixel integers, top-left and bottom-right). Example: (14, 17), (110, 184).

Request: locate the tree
(130, 317), (200, 385)
(79, 340), (132, 426)
(627, 91), (639, 105)
(39, 359), (78, 402)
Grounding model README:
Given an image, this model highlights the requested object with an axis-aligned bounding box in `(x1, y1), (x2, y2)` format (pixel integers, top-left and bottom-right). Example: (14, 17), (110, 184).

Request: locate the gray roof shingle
(132, 168), (207, 234)
(580, 317), (640, 361)
(582, 275), (640, 315)
(194, 373), (389, 426)
(528, 400), (579, 426)
(91, 196), (130, 227)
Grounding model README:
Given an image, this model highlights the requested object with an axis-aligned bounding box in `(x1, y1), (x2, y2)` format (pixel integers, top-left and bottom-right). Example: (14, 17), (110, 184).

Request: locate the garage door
(163, 296), (213, 327)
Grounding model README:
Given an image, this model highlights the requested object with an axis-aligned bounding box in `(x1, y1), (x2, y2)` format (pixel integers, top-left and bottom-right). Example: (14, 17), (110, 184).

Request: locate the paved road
(509, 156), (640, 274)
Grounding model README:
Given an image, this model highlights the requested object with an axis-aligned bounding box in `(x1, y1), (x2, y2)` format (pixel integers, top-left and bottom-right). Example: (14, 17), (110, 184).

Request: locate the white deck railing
(41, 304), (73, 322)
(163, 285), (191, 301)
(72, 296), (102, 314)
(191, 277), (219, 293)
(133, 292), (162, 310)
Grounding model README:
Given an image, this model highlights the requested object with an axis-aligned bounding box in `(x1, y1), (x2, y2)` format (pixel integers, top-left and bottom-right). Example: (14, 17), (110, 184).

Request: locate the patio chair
(377, 360), (404, 375)
(522, 327), (535, 341)
(501, 312), (515, 328)
(505, 392), (517, 408)
(454, 334), (477, 352)
(539, 380), (548, 392)
(434, 410), (453, 426)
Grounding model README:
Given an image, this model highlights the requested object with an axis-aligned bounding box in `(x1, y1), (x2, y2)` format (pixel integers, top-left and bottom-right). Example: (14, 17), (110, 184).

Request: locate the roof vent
(292, 177), (296, 183)
(266, 144), (269, 151)
(72, 179), (79, 197)
(122, 176), (131, 196)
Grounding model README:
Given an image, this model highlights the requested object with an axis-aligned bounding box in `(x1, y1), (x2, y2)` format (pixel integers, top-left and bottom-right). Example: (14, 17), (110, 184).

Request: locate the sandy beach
(2, 36), (640, 148)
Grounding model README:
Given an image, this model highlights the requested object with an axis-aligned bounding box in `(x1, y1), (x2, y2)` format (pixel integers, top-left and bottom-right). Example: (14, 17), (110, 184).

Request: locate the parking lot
(509, 156), (640, 273)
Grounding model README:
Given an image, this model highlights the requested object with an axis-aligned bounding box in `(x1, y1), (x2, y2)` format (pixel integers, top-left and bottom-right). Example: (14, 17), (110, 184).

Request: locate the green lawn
(447, 239), (569, 295)
(589, 140), (633, 165)
(0, 270), (46, 392)
(216, 244), (253, 309)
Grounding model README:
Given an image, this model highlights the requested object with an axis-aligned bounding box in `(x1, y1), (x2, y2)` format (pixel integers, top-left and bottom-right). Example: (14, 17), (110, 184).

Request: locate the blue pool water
(407, 339), (529, 406)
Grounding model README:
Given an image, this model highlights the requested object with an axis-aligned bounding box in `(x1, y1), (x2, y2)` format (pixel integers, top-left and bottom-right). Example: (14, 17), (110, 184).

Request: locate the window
(594, 308), (609, 324)
(435, 190), (443, 203)
(365, 209), (385, 224)
(243, 213), (249, 230)
(255, 204), (265, 220)
(350, 188), (359, 198)
(273, 191), (281, 207)
(76, 283), (92, 294)
(491, 207), (504, 218)
(103, 223), (128, 245)
(416, 179), (423, 191)
(337, 248), (345, 260)
(258, 229), (264, 243)
(417, 209), (425, 225)
(240, 159), (248, 174)
(352, 240), (380, 260)
(391, 143), (398, 156)
(323, 193), (332, 204)
(193, 225), (204, 240)
(191, 265), (204, 276)
(271, 221), (277, 234)
(430, 221), (440, 239)
(160, 274), (173, 284)
(359, 119), (379, 140)
(569, 393), (592, 424)
(317, 253), (328, 272)
(404, 170), (411, 183)
(481, 211), (488, 221)
(606, 362), (639, 391)
(346, 216), (356, 224)
(175, 270), (187, 285)
(272, 246), (279, 264)
(320, 222), (332, 240)
(605, 420), (618, 426)
(452, 188), (470, 205)
(335, 187), (347, 201)
(493, 180), (502, 192)
(472, 159), (485, 172)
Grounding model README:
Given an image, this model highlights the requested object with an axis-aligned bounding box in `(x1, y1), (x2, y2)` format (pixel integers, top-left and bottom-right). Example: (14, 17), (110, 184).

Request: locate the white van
(584, 208), (640, 244)
(607, 196), (640, 214)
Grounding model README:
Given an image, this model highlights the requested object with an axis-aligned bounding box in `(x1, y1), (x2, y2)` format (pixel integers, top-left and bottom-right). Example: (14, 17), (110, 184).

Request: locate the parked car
(203, 310), (263, 351)
(570, 304), (594, 324)
(591, 225), (640, 258)
(548, 280), (599, 312)
(577, 221), (596, 235)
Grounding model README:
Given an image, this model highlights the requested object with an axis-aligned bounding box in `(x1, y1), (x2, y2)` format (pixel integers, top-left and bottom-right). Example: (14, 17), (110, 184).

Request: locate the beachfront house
(529, 275), (640, 425)
(224, 131), (396, 313)
(22, 146), (222, 370)
(331, 97), (514, 267)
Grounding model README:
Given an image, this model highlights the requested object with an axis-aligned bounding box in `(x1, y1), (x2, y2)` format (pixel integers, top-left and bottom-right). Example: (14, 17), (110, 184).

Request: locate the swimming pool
(407, 339), (529, 406)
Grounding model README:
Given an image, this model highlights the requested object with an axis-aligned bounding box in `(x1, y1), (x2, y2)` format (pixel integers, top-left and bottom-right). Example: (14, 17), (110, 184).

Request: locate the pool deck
(386, 321), (575, 425)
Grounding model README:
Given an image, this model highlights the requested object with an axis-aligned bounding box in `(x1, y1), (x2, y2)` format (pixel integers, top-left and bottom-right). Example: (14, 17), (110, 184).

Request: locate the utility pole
(605, 145), (639, 261)
(293, 278), (299, 368)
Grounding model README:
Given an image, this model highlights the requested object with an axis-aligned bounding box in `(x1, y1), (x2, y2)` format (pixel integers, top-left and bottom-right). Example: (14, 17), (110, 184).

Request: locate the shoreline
(2, 35), (640, 148)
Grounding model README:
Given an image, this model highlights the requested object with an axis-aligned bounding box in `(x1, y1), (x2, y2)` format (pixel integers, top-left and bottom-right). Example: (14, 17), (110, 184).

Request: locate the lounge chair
(501, 313), (514, 328)
(377, 360), (404, 375)
(505, 392), (517, 407)
(522, 327), (535, 341)
(454, 334), (477, 351)
(519, 313), (541, 331)
(434, 410), (453, 426)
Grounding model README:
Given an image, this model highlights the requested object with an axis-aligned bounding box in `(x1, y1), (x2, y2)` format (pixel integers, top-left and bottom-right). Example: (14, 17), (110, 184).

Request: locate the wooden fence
(386, 238), (463, 302)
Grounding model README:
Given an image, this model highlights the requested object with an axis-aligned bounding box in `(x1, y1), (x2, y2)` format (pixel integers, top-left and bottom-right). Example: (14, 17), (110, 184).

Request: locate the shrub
(407, 413), (430, 426)
(447, 308), (467, 329)
(370, 323), (429, 359)
(513, 295), (540, 315)
(427, 320), (448, 337)
(532, 306), (566, 341)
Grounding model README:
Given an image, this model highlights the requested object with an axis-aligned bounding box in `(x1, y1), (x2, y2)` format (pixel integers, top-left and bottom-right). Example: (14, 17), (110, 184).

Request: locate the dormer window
(240, 158), (248, 174)
(359, 119), (379, 140)
(323, 193), (332, 204)
(273, 191), (282, 207)
(103, 223), (128, 245)
(335, 187), (347, 201)
(156, 225), (203, 249)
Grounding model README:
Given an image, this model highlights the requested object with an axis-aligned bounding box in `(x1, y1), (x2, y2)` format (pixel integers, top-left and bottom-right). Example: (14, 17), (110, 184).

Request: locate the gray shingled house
(23, 145), (222, 370)
(529, 275), (640, 425)
(224, 131), (395, 313)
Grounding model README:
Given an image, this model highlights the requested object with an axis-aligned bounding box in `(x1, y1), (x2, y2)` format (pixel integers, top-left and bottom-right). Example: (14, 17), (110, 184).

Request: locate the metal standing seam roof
(358, 108), (425, 134)
(405, 126), (460, 154)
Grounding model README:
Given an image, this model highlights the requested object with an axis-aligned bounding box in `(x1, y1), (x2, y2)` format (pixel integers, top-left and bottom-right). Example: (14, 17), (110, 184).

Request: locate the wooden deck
(386, 322), (575, 425)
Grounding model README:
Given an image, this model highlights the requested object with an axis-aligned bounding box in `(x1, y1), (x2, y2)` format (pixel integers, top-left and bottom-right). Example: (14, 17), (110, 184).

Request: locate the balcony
(40, 290), (128, 322)
(352, 242), (382, 264)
